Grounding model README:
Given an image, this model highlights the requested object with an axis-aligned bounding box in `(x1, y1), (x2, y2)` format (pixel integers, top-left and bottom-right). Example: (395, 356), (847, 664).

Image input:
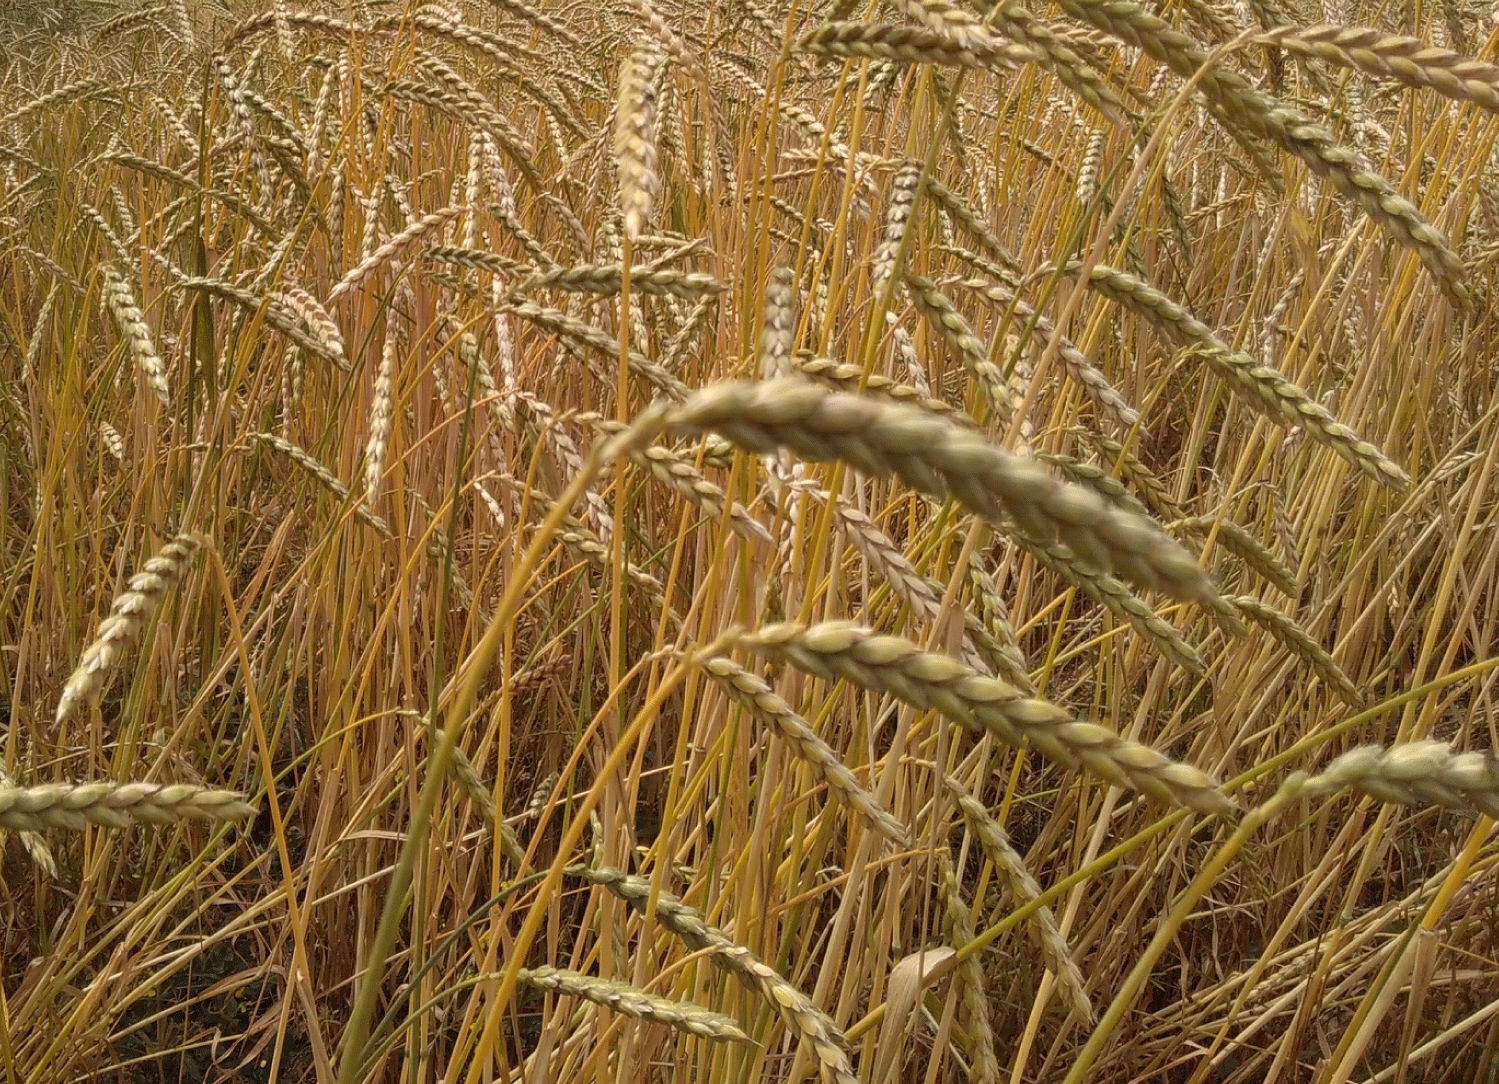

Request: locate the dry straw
(0, 783), (255, 831)
(737, 621), (1234, 814)
(664, 378), (1216, 601)
(56, 532), (207, 725)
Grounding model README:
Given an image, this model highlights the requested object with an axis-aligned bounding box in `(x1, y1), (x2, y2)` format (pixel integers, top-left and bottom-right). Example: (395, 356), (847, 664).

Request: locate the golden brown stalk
(614, 42), (665, 241)
(739, 622), (1234, 813)
(101, 266), (170, 407)
(665, 379), (1215, 602)
(0, 783), (254, 831)
(518, 967), (749, 1041)
(1306, 742), (1499, 817)
(56, 533), (207, 725)
(700, 656), (909, 843)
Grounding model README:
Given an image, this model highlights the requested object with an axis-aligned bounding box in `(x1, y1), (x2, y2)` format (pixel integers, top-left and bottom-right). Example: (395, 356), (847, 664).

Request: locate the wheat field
(2, 0), (1499, 1080)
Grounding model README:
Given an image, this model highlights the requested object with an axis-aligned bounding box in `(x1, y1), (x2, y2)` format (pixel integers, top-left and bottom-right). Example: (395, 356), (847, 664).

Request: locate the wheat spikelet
(1072, 427), (1181, 520)
(0, 783), (253, 831)
(522, 264), (723, 298)
(970, 0), (1128, 122)
(364, 332), (397, 506)
(56, 533), (207, 725)
(1037, 452), (1152, 518)
(614, 42), (665, 242)
(700, 656), (908, 843)
(277, 283), (347, 366)
(587, 417), (771, 545)
(794, 355), (974, 426)
(905, 274), (1021, 428)
(872, 160), (922, 297)
(664, 379), (1215, 601)
(251, 432), (393, 536)
(326, 207), (464, 306)
(739, 622), (1233, 813)
(1306, 742), (1499, 817)
(100, 266), (170, 406)
(98, 422), (125, 462)
(1229, 595), (1362, 706)
(1021, 536), (1209, 676)
(1073, 263), (1409, 488)
(944, 778), (1095, 1024)
(0, 764), (57, 877)
(1264, 24), (1499, 114)
(1, 78), (112, 128)
(963, 560), (1033, 690)
(518, 966), (748, 1041)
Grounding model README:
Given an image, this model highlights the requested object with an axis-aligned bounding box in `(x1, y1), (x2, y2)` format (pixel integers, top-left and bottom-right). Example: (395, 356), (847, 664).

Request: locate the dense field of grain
(3, 0), (1499, 1080)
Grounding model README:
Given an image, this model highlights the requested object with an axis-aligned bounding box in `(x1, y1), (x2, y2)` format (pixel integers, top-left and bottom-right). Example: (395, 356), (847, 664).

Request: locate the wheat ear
(101, 266), (170, 406)
(57, 532), (207, 724)
(664, 378), (1215, 602)
(944, 778), (1094, 1024)
(518, 967), (748, 1041)
(1306, 742), (1499, 817)
(738, 622), (1233, 814)
(614, 42), (665, 241)
(700, 655), (909, 844)
(0, 783), (254, 831)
